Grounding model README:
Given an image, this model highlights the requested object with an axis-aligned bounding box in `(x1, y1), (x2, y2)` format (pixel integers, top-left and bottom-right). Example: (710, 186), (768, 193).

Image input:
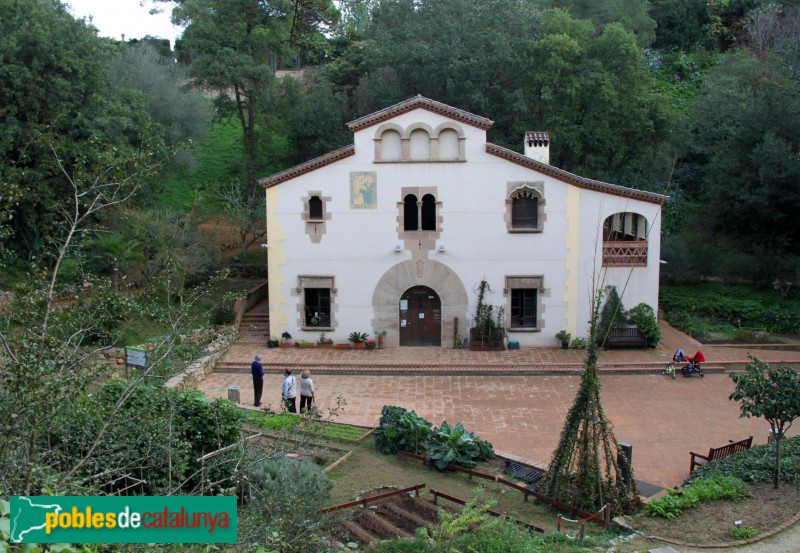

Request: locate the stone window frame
(297, 275), (336, 331)
(301, 191), (331, 244)
(397, 186), (442, 251)
(374, 122), (466, 162)
(506, 182), (545, 233)
(504, 275), (544, 332)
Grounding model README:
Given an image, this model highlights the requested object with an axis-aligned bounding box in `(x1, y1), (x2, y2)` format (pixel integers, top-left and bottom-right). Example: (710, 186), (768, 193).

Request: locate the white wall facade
(264, 100), (665, 348)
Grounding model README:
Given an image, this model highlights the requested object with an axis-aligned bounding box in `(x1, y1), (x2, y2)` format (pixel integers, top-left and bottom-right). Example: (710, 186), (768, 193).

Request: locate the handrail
(395, 450), (603, 525)
(429, 489), (545, 533)
(233, 281), (269, 329)
(319, 483), (426, 514)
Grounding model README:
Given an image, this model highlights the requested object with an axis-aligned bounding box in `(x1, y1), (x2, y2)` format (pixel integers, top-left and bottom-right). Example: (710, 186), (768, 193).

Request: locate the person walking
(251, 355), (264, 406)
(299, 370), (315, 413)
(282, 368), (297, 413)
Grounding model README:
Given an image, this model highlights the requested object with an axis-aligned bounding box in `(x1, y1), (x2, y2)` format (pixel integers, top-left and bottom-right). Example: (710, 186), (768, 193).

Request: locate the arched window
(309, 195), (323, 220)
(512, 190), (539, 229)
(602, 212), (648, 266)
(404, 194), (418, 231)
(421, 194), (436, 231)
(506, 185), (544, 233)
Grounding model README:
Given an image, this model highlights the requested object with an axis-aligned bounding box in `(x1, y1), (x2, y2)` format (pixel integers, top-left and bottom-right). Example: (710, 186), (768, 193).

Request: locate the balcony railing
(602, 240), (648, 267)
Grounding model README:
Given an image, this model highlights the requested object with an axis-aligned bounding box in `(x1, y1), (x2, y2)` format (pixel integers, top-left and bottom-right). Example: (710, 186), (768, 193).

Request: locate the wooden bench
(604, 326), (648, 349)
(690, 436), (753, 473)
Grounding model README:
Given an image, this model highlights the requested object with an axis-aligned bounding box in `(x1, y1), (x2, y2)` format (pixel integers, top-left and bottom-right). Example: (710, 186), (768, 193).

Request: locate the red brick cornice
(486, 143), (668, 205)
(259, 145), (355, 188)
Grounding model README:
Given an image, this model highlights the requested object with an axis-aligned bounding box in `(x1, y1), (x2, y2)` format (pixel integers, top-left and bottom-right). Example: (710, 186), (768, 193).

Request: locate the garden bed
(243, 411), (373, 443)
(628, 483), (800, 545)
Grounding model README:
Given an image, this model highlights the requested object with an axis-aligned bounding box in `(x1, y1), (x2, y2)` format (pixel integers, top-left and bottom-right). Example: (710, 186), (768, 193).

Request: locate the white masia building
(260, 96), (667, 348)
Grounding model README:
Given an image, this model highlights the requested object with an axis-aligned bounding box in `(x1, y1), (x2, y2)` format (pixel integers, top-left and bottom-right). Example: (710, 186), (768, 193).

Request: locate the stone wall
(164, 327), (238, 389)
(83, 327), (238, 388)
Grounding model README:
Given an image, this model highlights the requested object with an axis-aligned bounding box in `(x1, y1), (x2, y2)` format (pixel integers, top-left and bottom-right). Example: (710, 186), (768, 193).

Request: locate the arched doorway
(399, 286), (441, 346)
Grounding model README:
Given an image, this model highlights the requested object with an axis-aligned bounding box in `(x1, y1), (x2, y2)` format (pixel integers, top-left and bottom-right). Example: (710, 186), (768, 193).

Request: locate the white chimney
(524, 131), (550, 165)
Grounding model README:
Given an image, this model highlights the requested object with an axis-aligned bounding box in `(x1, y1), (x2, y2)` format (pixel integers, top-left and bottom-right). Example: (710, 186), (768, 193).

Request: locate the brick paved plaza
(194, 319), (800, 490)
(198, 370), (780, 489)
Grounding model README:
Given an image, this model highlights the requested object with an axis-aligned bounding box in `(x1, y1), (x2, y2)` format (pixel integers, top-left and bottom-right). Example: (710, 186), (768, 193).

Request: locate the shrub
(210, 303), (235, 325)
(63, 379), (242, 494)
(569, 337), (589, 349)
(239, 457), (332, 552)
(598, 286), (626, 344)
(644, 475), (749, 518)
(627, 303), (661, 347)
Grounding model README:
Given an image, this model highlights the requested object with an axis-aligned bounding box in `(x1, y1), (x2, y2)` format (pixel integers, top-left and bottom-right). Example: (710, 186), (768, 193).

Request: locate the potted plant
(375, 330), (387, 349)
(555, 330), (571, 350)
(348, 331), (368, 349)
(317, 333), (334, 348)
(279, 331), (294, 348)
(365, 339), (377, 350)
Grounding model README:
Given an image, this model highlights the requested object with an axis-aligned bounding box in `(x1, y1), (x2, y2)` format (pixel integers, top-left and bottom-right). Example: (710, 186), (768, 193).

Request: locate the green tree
(86, 233), (144, 291)
(540, 0), (656, 46)
(352, 0), (543, 147)
(520, 10), (672, 178)
(287, 80), (352, 164)
(649, 0), (711, 49)
(172, 0), (335, 213)
(108, 42), (211, 151)
(685, 51), (800, 255)
(730, 357), (800, 488)
(1, 0), (169, 260)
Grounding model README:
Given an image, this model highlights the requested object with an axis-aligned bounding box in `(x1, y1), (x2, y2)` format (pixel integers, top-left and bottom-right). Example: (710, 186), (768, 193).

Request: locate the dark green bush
(210, 303), (235, 325)
(644, 475), (749, 518)
(689, 436), (800, 485)
(660, 285), (800, 335)
(80, 379), (242, 493)
(239, 457), (332, 552)
(627, 303), (661, 347)
(598, 286), (626, 344)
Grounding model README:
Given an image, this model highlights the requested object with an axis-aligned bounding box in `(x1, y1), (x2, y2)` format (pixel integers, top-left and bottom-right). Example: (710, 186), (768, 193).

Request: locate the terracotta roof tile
(347, 95), (494, 132)
(258, 145), (355, 188)
(486, 143), (668, 205)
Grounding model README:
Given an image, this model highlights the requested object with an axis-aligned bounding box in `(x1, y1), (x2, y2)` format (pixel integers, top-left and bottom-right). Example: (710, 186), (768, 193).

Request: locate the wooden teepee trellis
(539, 289), (640, 515)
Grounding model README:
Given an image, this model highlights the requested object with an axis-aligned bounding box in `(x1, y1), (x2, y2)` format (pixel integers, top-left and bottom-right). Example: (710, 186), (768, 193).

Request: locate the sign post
(125, 347), (147, 381)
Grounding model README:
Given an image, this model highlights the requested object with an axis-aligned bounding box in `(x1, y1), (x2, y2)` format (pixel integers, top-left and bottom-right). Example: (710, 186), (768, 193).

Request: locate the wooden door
(399, 286), (441, 346)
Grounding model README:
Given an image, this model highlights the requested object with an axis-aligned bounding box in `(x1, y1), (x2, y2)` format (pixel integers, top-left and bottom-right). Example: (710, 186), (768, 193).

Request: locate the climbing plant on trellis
(539, 289), (640, 515)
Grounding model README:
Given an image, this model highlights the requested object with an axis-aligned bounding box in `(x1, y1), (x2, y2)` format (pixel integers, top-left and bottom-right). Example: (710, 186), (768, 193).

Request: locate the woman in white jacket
(299, 370), (315, 413)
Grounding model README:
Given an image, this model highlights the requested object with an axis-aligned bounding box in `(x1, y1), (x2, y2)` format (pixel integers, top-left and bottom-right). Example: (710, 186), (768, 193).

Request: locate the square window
(304, 288), (330, 327)
(510, 288), (537, 328)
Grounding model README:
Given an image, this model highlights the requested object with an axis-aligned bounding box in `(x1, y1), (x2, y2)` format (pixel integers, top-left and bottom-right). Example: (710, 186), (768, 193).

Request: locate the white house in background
(259, 96), (668, 348)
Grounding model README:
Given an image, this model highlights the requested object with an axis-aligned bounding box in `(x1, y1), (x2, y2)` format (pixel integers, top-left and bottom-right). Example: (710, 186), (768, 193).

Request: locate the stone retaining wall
(164, 327), (238, 389)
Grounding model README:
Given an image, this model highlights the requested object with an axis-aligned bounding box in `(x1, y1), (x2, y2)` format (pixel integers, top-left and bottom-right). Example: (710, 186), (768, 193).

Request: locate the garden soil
(624, 484), (800, 552)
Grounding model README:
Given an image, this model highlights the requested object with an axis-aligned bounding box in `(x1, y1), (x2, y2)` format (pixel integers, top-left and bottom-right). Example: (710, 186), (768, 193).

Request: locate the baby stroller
(664, 348), (706, 378)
